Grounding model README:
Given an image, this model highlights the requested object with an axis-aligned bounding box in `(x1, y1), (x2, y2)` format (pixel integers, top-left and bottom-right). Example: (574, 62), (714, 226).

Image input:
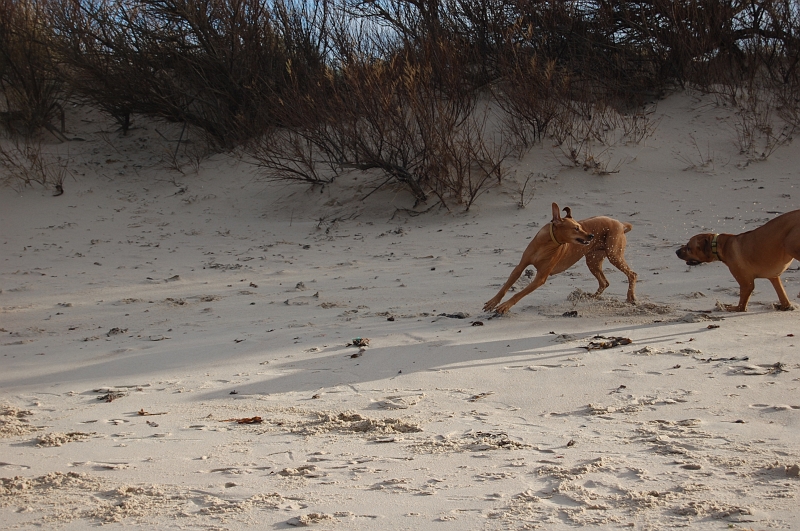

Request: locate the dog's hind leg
(786, 243), (800, 302)
(607, 253), (637, 303)
(769, 277), (794, 310)
(585, 252), (609, 298)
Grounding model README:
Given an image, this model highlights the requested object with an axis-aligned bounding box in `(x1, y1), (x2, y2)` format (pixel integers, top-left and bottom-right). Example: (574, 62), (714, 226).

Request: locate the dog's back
(579, 216), (633, 239)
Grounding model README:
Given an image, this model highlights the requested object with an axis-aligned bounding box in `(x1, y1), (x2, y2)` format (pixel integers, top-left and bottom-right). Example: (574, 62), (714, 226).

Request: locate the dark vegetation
(2, 0), (800, 205)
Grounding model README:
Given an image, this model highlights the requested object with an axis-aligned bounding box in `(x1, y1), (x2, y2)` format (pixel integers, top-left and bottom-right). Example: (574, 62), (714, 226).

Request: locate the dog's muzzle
(676, 247), (699, 265)
(577, 233), (594, 245)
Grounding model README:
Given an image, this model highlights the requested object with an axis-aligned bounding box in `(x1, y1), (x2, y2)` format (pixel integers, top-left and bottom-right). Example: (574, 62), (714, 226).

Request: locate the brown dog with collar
(676, 209), (800, 311)
(483, 203), (637, 314)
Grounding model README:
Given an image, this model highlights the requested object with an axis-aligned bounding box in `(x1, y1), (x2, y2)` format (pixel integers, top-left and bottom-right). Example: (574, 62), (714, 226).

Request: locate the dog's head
(676, 233), (715, 265)
(551, 203), (594, 245)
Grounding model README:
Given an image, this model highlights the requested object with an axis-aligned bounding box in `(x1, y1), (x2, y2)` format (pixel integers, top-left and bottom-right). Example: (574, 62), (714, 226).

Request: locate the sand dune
(1, 91), (798, 530)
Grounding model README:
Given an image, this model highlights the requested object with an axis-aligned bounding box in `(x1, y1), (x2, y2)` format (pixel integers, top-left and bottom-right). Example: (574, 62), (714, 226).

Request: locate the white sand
(1, 91), (798, 530)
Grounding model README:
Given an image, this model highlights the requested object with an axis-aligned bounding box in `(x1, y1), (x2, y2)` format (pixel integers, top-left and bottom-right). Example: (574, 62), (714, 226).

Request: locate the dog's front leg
(493, 268), (552, 314)
(483, 262), (529, 312)
(727, 275), (755, 312)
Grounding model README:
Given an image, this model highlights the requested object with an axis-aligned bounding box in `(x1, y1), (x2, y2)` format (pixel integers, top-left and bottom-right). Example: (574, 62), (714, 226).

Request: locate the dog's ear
(551, 203), (561, 222)
(701, 235), (712, 255)
(562, 206), (573, 219)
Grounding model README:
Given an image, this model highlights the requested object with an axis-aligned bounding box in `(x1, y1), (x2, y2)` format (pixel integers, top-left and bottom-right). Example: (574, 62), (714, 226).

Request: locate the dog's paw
(724, 304), (746, 312)
(482, 300), (496, 312)
(715, 300), (745, 312)
(775, 302), (797, 311)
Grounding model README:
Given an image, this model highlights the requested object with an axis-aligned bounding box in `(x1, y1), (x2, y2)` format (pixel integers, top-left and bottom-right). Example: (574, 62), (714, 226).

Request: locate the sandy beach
(2, 90), (799, 530)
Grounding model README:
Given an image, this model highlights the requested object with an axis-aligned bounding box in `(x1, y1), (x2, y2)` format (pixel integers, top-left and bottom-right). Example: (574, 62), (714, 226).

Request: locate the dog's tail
(622, 222), (633, 233)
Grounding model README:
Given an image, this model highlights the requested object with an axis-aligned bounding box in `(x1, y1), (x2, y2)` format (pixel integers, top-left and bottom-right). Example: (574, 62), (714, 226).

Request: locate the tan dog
(676, 209), (800, 311)
(483, 203), (637, 314)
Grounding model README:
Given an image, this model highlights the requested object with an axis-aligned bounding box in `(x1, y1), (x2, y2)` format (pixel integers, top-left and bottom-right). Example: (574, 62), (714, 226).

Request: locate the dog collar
(549, 223), (562, 245)
(711, 234), (720, 261)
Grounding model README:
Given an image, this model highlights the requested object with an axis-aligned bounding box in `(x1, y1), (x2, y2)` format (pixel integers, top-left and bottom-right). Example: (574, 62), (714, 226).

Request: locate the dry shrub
(495, 46), (658, 173)
(4, 0), (800, 205)
(249, 22), (508, 210)
(490, 1), (670, 171)
(0, 135), (71, 192)
(0, 0), (70, 192)
(494, 54), (571, 153)
(51, 0), (327, 148)
(723, 84), (792, 162)
(0, 0), (65, 137)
